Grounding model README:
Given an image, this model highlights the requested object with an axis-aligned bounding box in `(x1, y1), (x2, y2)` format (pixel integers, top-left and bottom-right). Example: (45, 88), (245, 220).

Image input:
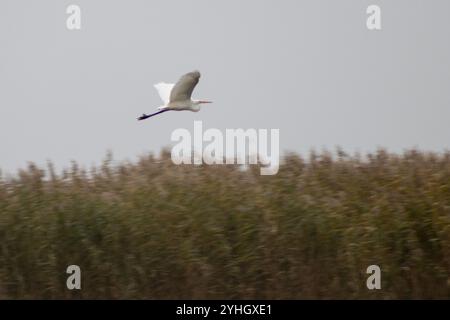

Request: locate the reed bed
(0, 149), (449, 299)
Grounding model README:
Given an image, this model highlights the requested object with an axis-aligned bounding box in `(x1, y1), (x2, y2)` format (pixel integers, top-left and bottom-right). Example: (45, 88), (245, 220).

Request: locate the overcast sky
(1, 0), (449, 173)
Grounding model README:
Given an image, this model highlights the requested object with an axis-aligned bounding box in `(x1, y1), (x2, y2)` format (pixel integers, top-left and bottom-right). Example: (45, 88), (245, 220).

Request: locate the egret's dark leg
(137, 109), (169, 121)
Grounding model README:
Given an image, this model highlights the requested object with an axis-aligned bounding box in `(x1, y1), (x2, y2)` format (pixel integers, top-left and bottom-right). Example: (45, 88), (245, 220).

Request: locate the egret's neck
(190, 101), (201, 112)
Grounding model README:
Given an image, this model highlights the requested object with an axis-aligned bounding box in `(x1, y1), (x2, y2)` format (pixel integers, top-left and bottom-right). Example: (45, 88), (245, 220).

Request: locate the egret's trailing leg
(137, 109), (169, 121)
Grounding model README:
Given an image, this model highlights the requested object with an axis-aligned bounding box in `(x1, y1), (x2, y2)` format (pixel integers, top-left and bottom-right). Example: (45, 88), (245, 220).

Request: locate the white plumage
(154, 83), (174, 106)
(138, 71), (212, 121)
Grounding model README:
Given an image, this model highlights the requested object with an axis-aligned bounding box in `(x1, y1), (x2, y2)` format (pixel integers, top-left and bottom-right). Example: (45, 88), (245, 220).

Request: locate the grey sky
(1, 0), (449, 173)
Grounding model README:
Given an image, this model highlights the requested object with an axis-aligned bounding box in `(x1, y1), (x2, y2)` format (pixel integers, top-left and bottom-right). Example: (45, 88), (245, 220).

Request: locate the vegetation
(0, 149), (449, 299)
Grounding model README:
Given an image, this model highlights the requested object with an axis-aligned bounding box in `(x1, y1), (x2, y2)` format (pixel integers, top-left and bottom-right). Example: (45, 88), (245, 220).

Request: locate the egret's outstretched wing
(154, 83), (175, 105)
(169, 71), (201, 103)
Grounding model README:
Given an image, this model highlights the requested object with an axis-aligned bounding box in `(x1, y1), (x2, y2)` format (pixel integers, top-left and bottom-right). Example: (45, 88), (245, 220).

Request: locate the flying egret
(138, 70), (212, 121)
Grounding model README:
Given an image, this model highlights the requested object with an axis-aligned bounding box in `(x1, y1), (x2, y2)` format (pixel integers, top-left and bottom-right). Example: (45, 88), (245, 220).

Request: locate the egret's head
(198, 100), (212, 104)
(194, 100), (213, 105)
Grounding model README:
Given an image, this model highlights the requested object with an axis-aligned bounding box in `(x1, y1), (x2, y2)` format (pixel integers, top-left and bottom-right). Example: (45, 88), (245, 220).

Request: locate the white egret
(138, 70), (212, 121)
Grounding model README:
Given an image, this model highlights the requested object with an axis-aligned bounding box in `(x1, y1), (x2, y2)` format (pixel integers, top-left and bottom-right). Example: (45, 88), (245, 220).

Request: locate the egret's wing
(154, 83), (175, 105)
(169, 71), (201, 102)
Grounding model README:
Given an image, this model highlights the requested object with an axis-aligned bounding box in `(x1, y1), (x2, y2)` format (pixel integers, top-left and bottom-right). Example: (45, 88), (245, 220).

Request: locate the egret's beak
(199, 100), (213, 104)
